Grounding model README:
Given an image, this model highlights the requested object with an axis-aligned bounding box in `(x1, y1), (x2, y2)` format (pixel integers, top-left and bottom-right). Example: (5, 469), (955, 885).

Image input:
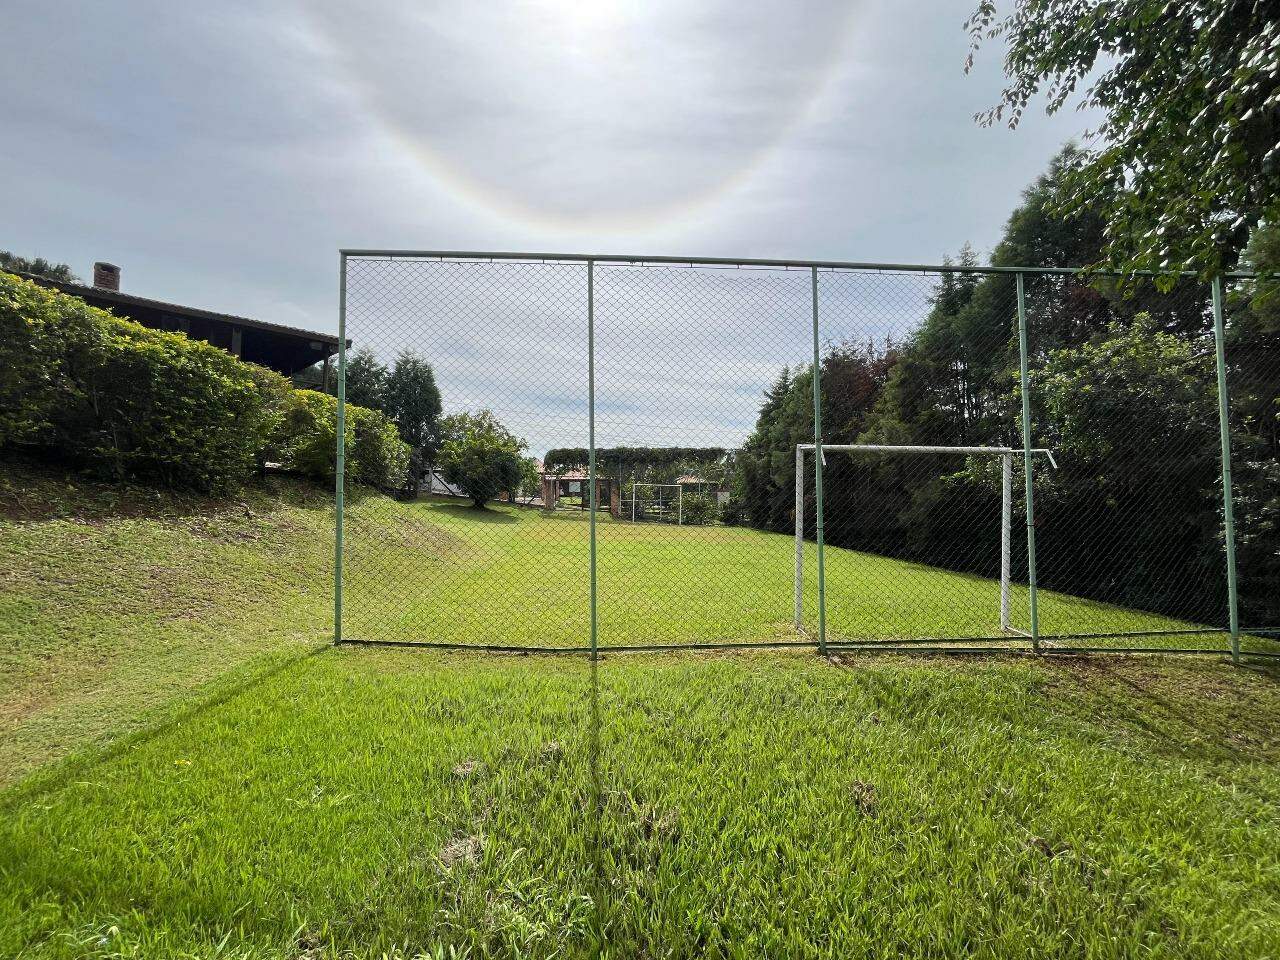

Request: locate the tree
(383, 351), (442, 457)
(515, 456), (541, 503)
(436, 410), (527, 508)
(0, 251), (79, 283)
(1029, 315), (1227, 620)
(966, 0), (1280, 276)
(343, 347), (389, 411)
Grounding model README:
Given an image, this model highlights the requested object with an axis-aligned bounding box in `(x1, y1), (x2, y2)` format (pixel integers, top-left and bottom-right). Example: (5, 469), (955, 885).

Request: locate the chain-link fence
(335, 251), (1279, 659)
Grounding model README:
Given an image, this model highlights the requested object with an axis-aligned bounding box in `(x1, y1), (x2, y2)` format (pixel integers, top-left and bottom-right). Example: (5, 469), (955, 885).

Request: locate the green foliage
(343, 347), (390, 411)
(0, 250), (78, 283)
(437, 410), (528, 507)
(1, 274), (412, 493)
(731, 150), (1279, 623)
(680, 493), (716, 526)
(271, 389), (409, 489)
(0, 273), (288, 491)
(517, 455), (542, 501)
(1030, 316), (1227, 618)
(384, 351), (443, 456)
(966, 0), (1280, 275)
(545, 446), (728, 479)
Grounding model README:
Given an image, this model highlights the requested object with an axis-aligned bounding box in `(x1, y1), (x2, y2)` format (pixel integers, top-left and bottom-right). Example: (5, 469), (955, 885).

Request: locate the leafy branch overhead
(967, 0), (1280, 277)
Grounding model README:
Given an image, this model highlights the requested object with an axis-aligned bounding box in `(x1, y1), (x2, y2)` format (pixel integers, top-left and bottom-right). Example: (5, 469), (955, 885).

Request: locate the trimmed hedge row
(1, 273), (407, 491)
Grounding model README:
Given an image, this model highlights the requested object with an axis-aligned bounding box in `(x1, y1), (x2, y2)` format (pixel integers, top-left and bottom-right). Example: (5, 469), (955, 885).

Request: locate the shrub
(1, 273), (289, 491)
(271, 389), (409, 489)
(681, 492), (717, 525)
(436, 410), (527, 507)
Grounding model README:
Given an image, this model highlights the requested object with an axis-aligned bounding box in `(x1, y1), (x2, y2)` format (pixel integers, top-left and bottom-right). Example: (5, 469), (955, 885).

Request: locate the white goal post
(794, 444), (1056, 634)
(631, 482), (684, 524)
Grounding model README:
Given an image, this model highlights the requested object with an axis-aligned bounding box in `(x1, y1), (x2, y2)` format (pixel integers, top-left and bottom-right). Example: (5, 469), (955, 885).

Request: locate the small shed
(541, 469), (617, 514)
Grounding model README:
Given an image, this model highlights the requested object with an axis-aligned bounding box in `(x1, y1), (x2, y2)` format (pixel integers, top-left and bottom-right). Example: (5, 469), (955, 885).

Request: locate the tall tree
(967, 0), (1280, 276)
(383, 351), (442, 458)
(342, 347), (390, 412)
(437, 410), (527, 508)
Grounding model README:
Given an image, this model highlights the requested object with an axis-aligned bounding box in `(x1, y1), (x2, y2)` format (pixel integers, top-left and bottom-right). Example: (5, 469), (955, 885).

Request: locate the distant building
(541, 468), (616, 514)
(17, 261), (341, 377)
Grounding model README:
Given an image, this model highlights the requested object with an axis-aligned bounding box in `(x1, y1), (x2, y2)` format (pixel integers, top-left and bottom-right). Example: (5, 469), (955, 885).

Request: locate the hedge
(1, 273), (408, 492)
(270, 389), (410, 488)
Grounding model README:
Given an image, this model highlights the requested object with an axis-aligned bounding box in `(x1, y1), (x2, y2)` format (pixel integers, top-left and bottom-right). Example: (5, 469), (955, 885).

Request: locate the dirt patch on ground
(439, 833), (485, 870)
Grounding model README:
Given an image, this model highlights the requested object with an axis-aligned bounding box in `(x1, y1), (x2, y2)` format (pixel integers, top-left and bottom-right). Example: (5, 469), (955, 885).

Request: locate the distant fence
(335, 251), (1279, 661)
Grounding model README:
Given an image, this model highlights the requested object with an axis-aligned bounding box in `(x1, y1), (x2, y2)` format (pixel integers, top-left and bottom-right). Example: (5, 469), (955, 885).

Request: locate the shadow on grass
(429, 503), (521, 524)
(1040, 655), (1280, 769)
(0, 643), (333, 812)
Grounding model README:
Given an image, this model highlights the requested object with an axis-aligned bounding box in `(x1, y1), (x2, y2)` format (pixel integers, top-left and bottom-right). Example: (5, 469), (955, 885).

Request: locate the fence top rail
(797, 444), (1054, 456)
(339, 248), (1257, 280)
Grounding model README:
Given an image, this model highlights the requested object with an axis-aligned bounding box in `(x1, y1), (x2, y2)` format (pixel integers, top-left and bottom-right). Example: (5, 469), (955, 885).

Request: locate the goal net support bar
(794, 444), (1056, 635)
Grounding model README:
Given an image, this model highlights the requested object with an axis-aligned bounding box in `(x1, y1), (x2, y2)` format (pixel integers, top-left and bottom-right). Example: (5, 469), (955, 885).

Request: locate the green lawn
(5, 464), (1280, 958)
(344, 494), (1235, 649)
(5, 649), (1280, 958)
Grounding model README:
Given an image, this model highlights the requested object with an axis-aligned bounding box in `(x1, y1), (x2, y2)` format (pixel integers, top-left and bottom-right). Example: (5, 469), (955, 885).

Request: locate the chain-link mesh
(1022, 273), (1229, 649)
(1225, 275), (1280, 649)
(337, 253), (1278, 657)
(343, 257), (590, 648)
(812, 270), (1029, 645)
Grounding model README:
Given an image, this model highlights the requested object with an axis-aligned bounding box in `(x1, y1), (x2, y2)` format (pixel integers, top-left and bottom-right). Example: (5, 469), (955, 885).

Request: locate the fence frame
(334, 249), (1276, 662)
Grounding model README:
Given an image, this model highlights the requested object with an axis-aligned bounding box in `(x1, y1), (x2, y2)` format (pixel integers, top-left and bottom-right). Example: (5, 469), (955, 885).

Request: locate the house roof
(15, 272), (342, 347)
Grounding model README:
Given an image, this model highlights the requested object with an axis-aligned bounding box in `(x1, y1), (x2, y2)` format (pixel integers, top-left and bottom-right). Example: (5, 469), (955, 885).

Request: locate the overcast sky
(2, 1), (1096, 454)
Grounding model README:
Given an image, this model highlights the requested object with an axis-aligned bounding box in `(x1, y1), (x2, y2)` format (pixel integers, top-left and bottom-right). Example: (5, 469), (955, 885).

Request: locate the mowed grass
(344, 495), (1237, 649)
(5, 648), (1280, 958)
(6, 463), (1280, 957)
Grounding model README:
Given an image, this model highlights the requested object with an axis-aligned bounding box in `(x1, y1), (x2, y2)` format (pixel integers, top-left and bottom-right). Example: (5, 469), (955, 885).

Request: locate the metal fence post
(588, 260), (598, 661)
(1000, 451), (1012, 632)
(810, 267), (828, 657)
(334, 253), (347, 645)
(1211, 275), (1241, 663)
(1015, 272), (1040, 652)
(794, 444), (804, 630)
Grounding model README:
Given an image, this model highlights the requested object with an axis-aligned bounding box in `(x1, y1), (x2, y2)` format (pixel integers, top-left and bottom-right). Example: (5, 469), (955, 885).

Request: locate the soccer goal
(631, 482), (684, 524)
(794, 444), (1055, 636)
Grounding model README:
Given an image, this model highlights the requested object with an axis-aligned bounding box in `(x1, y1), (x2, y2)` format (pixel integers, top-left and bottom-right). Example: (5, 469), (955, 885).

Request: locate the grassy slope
(0, 461), (1264, 781)
(0, 463), (334, 783)
(4, 463), (1280, 958)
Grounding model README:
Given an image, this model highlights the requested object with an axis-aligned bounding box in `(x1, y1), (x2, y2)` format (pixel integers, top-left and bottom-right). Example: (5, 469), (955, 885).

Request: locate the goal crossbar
(794, 444), (1056, 635)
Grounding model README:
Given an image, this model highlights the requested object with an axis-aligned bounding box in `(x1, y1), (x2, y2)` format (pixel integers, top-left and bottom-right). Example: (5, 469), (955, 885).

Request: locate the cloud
(1, 0), (1097, 452)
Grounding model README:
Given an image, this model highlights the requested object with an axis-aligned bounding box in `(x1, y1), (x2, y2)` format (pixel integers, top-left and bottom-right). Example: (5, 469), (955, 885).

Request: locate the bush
(681, 493), (717, 525)
(1, 273), (289, 491)
(271, 389), (409, 489)
(437, 410), (527, 507)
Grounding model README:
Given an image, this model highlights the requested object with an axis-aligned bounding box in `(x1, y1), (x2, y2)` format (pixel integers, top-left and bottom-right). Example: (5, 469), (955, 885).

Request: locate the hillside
(0, 462), (343, 783)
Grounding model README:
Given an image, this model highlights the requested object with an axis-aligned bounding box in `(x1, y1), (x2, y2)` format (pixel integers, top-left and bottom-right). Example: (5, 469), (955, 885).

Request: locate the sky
(1, 0), (1097, 455)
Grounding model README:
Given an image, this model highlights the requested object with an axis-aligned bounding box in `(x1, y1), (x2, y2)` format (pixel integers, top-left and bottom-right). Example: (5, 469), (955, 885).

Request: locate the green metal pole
(810, 267), (828, 657)
(1211, 276), (1241, 663)
(1015, 272), (1040, 653)
(588, 260), (598, 661)
(334, 253), (348, 645)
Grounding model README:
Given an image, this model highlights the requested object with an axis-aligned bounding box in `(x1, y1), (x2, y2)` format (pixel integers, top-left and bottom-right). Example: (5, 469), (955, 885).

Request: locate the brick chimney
(93, 262), (120, 291)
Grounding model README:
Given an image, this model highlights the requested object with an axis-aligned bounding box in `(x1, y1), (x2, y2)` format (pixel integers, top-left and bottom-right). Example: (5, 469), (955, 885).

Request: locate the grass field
(344, 494), (1229, 649)
(4, 463), (1280, 958)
